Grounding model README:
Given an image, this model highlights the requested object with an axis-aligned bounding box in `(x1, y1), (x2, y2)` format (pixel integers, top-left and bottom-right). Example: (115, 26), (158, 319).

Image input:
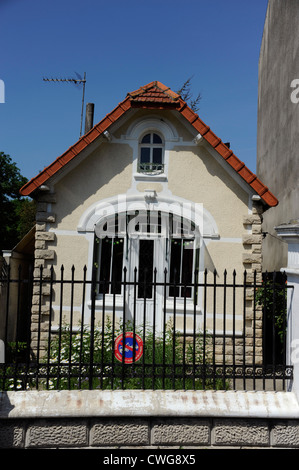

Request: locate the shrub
(43, 320), (227, 391)
(255, 276), (287, 345)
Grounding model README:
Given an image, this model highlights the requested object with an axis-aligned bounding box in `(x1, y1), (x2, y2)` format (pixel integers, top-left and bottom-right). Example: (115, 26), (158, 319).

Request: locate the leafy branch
(176, 76), (201, 112)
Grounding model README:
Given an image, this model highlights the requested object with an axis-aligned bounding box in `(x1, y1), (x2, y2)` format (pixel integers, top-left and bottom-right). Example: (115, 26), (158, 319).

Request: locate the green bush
(0, 322), (230, 391)
(44, 320), (228, 391)
(255, 278), (287, 344)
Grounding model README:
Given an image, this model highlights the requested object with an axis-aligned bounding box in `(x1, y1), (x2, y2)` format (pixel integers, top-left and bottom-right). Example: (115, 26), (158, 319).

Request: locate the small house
(19, 81), (278, 360)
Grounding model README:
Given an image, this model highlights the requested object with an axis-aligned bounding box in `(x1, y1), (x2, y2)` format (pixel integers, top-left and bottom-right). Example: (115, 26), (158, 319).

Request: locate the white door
(128, 236), (166, 334)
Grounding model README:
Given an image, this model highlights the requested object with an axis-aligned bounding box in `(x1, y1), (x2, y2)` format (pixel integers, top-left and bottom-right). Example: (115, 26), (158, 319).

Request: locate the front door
(128, 237), (166, 333)
(95, 210), (198, 335)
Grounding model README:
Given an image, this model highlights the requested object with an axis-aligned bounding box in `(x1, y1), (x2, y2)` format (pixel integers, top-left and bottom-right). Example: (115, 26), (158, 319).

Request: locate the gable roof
(20, 81), (278, 207)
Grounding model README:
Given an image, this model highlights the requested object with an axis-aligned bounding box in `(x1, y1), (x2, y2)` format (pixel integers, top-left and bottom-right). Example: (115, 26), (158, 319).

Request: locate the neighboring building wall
(257, 0), (299, 271)
(1, 230), (34, 345)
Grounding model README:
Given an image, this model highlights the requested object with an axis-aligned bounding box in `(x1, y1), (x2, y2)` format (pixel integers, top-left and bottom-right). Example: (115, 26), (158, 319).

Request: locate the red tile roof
(20, 81), (278, 207)
(128, 82), (180, 106)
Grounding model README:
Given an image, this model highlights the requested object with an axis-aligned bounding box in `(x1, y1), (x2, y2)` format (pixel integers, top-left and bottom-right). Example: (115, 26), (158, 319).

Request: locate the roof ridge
(154, 81), (180, 100)
(128, 81), (180, 102)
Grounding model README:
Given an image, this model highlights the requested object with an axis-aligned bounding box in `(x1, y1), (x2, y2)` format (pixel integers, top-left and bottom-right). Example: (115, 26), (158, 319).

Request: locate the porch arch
(77, 194), (219, 240)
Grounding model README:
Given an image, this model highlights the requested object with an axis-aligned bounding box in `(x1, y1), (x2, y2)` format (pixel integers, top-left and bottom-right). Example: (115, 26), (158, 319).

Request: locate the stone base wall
(1, 416), (299, 449)
(1, 390), (299, 449)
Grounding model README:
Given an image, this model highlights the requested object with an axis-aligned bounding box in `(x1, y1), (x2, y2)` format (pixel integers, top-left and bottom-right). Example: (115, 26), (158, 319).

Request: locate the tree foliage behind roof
(176, 76), (201, 113)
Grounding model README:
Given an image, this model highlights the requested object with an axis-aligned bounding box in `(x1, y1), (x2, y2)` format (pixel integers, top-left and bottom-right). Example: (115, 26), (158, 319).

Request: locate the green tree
(0, 152), (35, 253)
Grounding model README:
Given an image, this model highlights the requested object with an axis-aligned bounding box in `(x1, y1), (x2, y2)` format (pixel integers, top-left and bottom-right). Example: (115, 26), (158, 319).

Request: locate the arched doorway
(94, 210), (201, 333)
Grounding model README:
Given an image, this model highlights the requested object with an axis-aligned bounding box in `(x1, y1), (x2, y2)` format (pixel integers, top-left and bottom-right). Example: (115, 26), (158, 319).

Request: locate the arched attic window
(138, 132), (164, 175)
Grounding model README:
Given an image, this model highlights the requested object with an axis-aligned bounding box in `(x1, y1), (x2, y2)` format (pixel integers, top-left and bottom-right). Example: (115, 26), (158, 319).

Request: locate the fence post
(276, 222), (299, 398)
(0, 340), (4, 363)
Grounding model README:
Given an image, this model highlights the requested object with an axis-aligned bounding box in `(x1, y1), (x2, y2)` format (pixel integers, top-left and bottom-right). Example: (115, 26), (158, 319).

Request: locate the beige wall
(50, 140), (249, 275)
(52, 110), (249, 244)
(31, 108), (262, 349)
(54, 143), (133, 231)
(168, 145), (249, 239)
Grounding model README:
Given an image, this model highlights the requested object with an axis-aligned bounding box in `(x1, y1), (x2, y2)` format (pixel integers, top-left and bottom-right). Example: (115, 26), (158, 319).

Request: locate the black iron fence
(0, 265), (293, 392)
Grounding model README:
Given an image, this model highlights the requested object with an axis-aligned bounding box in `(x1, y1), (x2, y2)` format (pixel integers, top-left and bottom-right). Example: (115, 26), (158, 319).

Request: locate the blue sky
(0, 0), (268, 183)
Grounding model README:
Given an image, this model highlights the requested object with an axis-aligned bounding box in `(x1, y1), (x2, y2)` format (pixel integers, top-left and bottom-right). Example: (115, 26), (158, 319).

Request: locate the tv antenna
(43, 72), (86, 137)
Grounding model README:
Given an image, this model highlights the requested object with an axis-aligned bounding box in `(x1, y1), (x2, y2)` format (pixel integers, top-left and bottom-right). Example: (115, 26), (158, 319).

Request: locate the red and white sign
(114, 332), (143, 363)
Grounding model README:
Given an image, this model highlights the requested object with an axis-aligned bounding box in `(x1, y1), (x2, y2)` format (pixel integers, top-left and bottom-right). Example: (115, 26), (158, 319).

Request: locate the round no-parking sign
(114, 332), (143, 363)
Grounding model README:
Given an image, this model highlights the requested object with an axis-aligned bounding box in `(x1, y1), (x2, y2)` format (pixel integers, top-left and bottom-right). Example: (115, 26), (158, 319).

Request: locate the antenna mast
(43, 72), (86, 137)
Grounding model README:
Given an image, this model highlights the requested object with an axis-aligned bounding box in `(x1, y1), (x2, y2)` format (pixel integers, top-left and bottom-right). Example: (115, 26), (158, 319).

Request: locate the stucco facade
(49, 114), (252, 272)
(20, 81), (276, 357)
